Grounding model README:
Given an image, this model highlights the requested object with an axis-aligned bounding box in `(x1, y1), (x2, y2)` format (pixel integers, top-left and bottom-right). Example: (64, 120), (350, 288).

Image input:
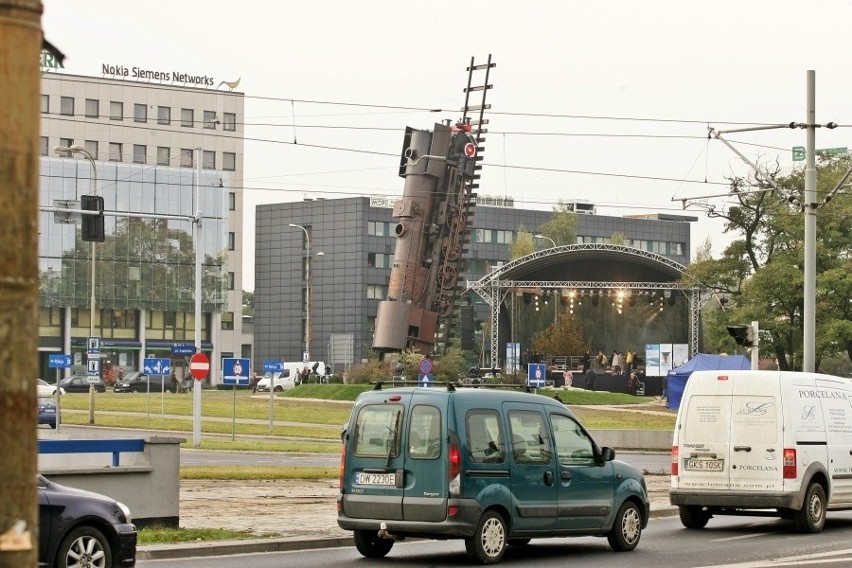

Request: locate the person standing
(625, 350), (634, 377)
(582, 351), (591, 375)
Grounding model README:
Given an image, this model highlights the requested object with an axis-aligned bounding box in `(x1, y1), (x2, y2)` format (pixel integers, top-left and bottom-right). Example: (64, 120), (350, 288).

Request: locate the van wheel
(679, 505), (711, 529)
(274, 386), (284, 392)
(465, 510), (507, 564)
(607, 501), (642, 551)
(353, 529), (393, 558)
(795, 483), (826, 533)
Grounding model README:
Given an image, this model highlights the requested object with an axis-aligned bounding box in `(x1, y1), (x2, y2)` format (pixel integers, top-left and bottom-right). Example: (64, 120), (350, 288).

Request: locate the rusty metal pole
(0, 1), (43, 566)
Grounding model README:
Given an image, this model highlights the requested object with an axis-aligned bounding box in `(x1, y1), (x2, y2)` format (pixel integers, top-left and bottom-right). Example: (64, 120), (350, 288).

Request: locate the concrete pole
(0, 1), (43, 566)
(751, 320), (759, 370)
(193, 148), (203, 447)
(803, 71), (816, 373)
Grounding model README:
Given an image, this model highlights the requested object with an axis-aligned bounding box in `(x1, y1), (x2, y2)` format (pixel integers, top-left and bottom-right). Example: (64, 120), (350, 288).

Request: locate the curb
(137, 536), (355, 560)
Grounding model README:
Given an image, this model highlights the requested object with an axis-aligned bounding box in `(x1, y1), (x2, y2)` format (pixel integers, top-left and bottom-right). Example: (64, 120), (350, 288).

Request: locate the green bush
(344, 359), (391, 384)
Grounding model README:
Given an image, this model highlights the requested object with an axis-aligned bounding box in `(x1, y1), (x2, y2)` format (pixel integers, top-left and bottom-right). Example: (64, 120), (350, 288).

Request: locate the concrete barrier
(589, 429), (672, 451)
(39, 436), (184, 528)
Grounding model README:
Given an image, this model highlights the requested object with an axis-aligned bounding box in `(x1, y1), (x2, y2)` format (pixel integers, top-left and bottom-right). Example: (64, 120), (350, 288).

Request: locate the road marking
(711, 532), (772, 542)
(695, 547), (852, 567)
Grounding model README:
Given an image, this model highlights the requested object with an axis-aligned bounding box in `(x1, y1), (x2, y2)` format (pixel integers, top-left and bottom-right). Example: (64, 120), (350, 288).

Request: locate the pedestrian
(625, 350), (634, 377)
(582, 351), (591, 375)
(171, 372), (180, 393)
(251, 371), (258, 393)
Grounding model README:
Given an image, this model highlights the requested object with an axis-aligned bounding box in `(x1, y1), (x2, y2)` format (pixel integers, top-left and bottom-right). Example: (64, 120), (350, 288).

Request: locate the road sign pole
(55, 368), (61, 433)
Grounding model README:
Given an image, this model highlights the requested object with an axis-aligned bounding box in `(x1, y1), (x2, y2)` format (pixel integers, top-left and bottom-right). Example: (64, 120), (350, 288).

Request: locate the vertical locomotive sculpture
(372, 56), (494, 356)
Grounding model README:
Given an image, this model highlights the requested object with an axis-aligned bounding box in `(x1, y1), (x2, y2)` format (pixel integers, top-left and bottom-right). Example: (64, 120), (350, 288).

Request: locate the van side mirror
(600, 447), (615, 462)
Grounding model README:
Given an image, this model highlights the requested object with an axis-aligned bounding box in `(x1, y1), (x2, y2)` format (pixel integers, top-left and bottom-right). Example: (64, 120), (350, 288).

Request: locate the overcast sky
(42, 1), (852, 291)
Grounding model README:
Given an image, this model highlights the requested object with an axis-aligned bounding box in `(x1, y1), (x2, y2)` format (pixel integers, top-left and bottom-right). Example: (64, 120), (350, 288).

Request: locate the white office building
(38, 63), (247, 383)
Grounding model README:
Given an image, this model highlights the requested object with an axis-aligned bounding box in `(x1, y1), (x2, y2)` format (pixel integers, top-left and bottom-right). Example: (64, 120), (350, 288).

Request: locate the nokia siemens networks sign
(101, 64), (214, 86)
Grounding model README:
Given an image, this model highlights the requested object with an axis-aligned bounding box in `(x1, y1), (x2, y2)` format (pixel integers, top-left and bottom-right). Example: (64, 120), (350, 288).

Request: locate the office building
(38, 65), (247, 382)
(254, 196), (694, 369)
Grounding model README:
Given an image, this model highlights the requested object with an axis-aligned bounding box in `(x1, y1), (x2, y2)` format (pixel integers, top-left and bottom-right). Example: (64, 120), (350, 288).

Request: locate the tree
(536, 201), (578, 246)
(242, 290), (254, 317)
(681, 157), (852, 369)
(532, 309), (590, 356)
(509, 225), (535, 260)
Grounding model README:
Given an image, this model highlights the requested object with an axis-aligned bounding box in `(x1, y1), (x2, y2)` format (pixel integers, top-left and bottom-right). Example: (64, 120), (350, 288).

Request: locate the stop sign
(189, 352), (210, 380)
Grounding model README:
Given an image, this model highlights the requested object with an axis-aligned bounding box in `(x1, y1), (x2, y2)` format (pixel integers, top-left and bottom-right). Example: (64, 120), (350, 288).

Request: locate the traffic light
(81, 195), (105, 242)
(727, 324), (756, 347)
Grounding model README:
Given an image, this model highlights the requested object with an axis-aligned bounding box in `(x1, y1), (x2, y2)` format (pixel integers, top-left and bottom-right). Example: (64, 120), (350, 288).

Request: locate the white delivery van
(670, 370), (852, 533)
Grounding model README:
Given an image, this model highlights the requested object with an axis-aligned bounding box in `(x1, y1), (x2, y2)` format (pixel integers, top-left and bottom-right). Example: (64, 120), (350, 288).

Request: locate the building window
(41, 95), (48, 114)
(157, 146), (170, 166)
(180, 149), (193, 168)
(223, 152), (236, 171)
(134, 103), (147, 123)
(58, 138), (73, 157)
(203, 110), (217, 129)
(367, 221), (392, 236)
(221, 312), (234, 330)
(367, 253), (392, 269)
(202, 150), (215, 170)
(84, 140), (98, 160)
(181, 108), (194, 127)
(109, 142), (122, 162)
(110, 101), (123, 120)
(157, 106), (170, 125)
(133, 144), (146, 164)
(40, 136), (48, 156)
(367, 285), (388, 300)
(228, 232), (236, 251)
(228, 192), (236, 211)
(223, 112), (236, 131)
(60, 96), (74, 116)
(85, 98), (99, 118)
(227, 272), (235, 291)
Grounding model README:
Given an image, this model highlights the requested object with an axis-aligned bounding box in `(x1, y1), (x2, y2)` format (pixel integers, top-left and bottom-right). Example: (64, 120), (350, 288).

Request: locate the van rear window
(408, 405), (441, 459)
(353, 404), (402, 458)
(683, 396), (730, 444)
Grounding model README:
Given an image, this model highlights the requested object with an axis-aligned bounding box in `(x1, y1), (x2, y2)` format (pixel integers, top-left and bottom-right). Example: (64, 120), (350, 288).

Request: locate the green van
(337, 385), (649, 564)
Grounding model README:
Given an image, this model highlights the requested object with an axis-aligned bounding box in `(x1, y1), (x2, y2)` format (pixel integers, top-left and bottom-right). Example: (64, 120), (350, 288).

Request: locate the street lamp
(288, 223), (312, 361)
(54, 144), (98, 423)
(533, 234), (556, 248)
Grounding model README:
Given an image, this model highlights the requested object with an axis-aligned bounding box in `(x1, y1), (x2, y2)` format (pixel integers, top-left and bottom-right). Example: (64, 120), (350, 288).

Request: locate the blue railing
(38, 438), (145, 467)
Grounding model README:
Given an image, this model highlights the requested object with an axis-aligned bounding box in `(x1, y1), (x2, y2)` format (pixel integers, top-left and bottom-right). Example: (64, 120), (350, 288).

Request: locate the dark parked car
(113, 372), (175, 393)
(38, 399), (58, 428)
(59, 375), (107, 393)
(38, 474), (137, 567)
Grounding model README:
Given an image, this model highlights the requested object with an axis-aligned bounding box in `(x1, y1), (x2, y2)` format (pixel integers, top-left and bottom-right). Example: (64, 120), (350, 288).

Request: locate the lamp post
(533, 234), (558, 324)
(289, 223), (312, 361)
(533, 234), (556, 248)
(54, 144), (98, 423)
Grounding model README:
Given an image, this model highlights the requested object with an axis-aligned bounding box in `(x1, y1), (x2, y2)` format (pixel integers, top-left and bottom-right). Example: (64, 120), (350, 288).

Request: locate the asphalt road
(137, 513), (852, 568)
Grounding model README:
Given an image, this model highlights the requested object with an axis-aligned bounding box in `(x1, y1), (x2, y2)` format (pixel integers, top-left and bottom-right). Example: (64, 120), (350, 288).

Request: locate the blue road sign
(172, 344), (195, 356)
(48, 354), (72, 369)
(527, 363), (547, 388)
(419, 358), (434, 375)
(418, 373), (432, 388)
(87, 336), (101, 354)
(222, 357), (251, 386)
(143, 358), (171, 376)
(263, 359), (283, 373)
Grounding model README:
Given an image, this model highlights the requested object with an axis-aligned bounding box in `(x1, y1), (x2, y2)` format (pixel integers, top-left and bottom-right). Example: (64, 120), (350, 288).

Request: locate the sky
(41, 1), (852, 291)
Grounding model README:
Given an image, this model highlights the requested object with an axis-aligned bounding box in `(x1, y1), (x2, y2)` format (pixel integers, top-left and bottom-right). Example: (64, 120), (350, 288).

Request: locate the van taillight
(671, 446), (679, 476)
(783, 448), (797, 479)
(448, 443), (461, 497)
(339, 442), (346, 490)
